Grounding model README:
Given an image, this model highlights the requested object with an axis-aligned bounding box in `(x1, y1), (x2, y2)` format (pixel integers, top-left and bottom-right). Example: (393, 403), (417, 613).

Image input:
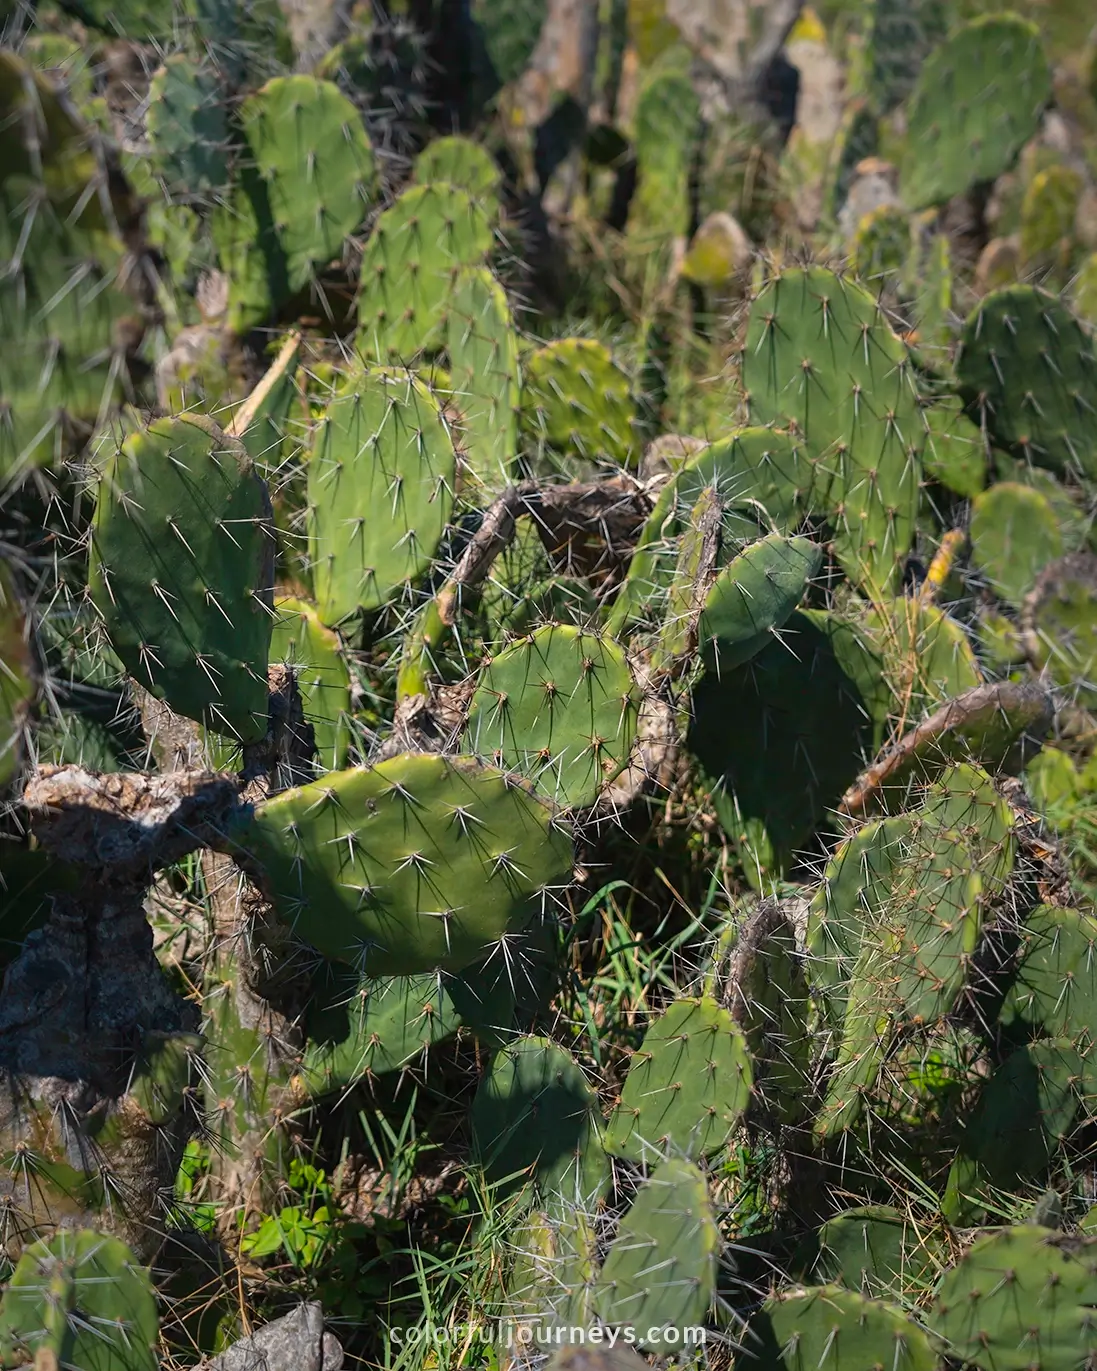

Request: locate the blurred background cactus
(3, 1), (1097, 1369)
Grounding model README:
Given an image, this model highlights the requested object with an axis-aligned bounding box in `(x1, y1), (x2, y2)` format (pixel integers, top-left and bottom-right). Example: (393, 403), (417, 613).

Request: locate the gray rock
(206, 1303), (344, 1371)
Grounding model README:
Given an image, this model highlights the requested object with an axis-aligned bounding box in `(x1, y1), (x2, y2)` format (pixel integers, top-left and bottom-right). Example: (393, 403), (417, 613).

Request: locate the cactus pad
(593, 1158), (718, 1352)
(270, 596), (351, 772)
(464, 624), (639, 809)
(604, 996), (753, 1161)
(145, 55), (229, 195)
(471, 1036), (608, 1204)
(302, 971), (460, 1091)
(900, 15), (1051, 211)
(356, 183), (493, 363)
(699, 534), (822, 675)
(741, 267), (922, 592)
(1002, 904), (1097, 1048)
(307, 367), (457, 624)
(0, 1228), (159, 1371)
(241, 75), (376, 291)
(818, 1206), (942, 1298)
(415, 135), (502, 205)
(1022, 553), (1097, 711)
(89, 413), (274, 742)
(688, 609), (886, 876)
(921, 398), (986, 499)
(956, 286), (1097, 481)
(446, 267), (520, 487)
(931, 1225), (1097, 1371)
(746, 1285), (941, 1371)
(237, 753), (573, 976)
(521, 338), (638, 474)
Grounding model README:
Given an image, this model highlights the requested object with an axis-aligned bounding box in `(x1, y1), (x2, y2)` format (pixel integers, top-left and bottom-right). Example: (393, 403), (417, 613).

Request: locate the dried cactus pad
(236, 753), (573, 976)
(89, 413), (274, 743)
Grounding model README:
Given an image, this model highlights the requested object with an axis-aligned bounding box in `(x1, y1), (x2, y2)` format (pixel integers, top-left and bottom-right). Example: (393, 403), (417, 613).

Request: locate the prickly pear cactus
(0, 1228), (159, 1371)
(592, 1158), (718, 1353)
(306, 367), (456, 624)
(464, 624), (640, 810)
(604, 996), (753, 1161)
(471, 1036), (608, 1205)
(89, 414), (275, 743)
(741, 267), (923, 592)
(235, 753), (573, 975)
(931, 1226), (1097, 1370)
(521, 339), (639, 475)
(240, 75), (376, 291)
(745, 1284), (941, 1371)
(956, 286), (1097, 481)
(356, 182), (493, 363)
(446, 266), (520, 487)
(900, 15), (1051, 211)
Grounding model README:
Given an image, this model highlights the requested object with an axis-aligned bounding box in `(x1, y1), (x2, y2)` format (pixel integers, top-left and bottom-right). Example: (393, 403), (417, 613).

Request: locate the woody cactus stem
(1, 766), (240, 1258)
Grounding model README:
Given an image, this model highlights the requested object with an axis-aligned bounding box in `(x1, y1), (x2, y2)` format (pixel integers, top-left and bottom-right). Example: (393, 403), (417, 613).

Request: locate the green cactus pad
(1021, 166), (1084, 268)
(505, 1206), (599, 1347)
(471, 1036), (608, 1205)
(237, 753), (572, 975)
(593, 1158), (718, 1352)
(307, 367), (457, 624)
(806, 814), (912, 1021)
(446, 267), (520, 487)
(0, 54), (141, 481)
(699, 534), (822, 675)
(630, 66), (700, 242)
(970, 481), (1063, 610)
(956, 286), (1097, 481)
(818, 1206), (943, 1298)
(1022, 553), (1097, 711)
(864, 597), (982, 717)
(609, 430), (814, 637)
(471, 0), (548, 85)
(742, 267), (922, 592)
(1001, 905), (1097, 1048)
(356, 182), (493, 363)
(302, 971), (460, 1091)
(963, 1039), (1083, 1190)
(240, 75), (376, 291)
(0, 1228), (159, 1371)
(270, 596), (351, 772)
(145, 55), (229, 195)
(0, 561), (34, 788)
(688, 609), (886, 877)
(464, 624), (639, 809)
(604, 996), (753, 1161)
(89, 413), (274, 742)
(900, 15), (1051, 211)
(521, 338), (638, 474)
(818, 833), (987, 1136)
(851, 204), (911, 286)
(865, 0), (949, 113)
(931, 1225), (1097, 1371)
(921, 399), (986, 498)
(415, 135), (502, 205)
(745, 1285), (941, 1371)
